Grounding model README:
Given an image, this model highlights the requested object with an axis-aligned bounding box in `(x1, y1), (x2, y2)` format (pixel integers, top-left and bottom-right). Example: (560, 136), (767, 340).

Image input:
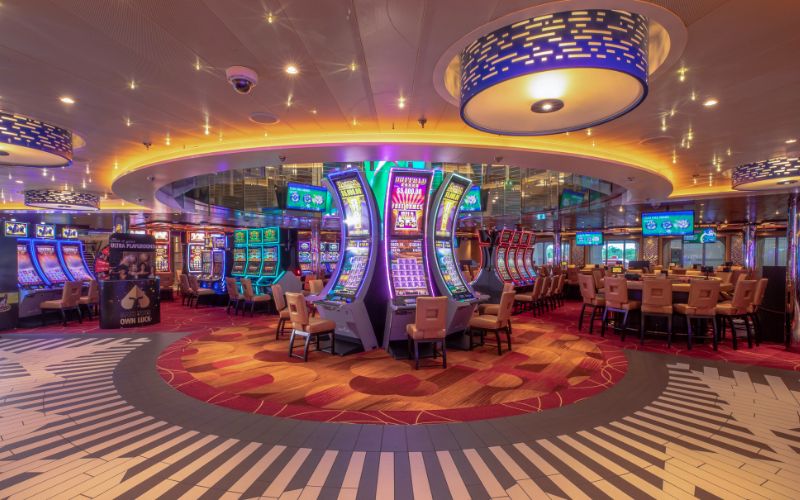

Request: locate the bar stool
(468, 291), (515, 355)
(577, 273), (605, 333)
(272, 284), (291, 340)
(224, 277), (242, 314)
(673, 280), (720, 350)
(240, 278), (271, 316)
(286, 292), (336, 361)
(406, 296), (448, 369)
(747, 278), (768, 345)
(716, 279), (758, 349)
(601, 277), (640, 340)
(639, 280), (673, 345)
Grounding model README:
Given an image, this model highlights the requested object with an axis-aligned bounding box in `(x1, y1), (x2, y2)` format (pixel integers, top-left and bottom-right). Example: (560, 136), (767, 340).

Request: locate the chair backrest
(240, 278), (255, 300)
(157, 272), (174, 288)
(731, 279), (757, 310)
(187, 274), (199, 292)
(530, 276), (544, 299)
(591, 269), (604, 290)
(643, 279), (673, 307)
(309, 279), (324, 295)
(179, 273), (192, 294)
(603, 277), (629, 306)
(715, 271), (732, 284)
(752, 278), (768, 307)
(414, 296), (448, 338)
(272, 283), (286, 310)
(502, 282), (515, 293)
(61, 281), (81, 308)
(285, 292), (309, 330)
(496, 291), (516, 324)
(577, 273), (597, 302)
(86, 279), (99, 302)
(687, 280), (720, 310)
(225, 278), (240, 300)
(672, 268), (687, 276)
(554, 274), (564, 293)
(731, 269), (745, 285)
(567, 267), (579, 283)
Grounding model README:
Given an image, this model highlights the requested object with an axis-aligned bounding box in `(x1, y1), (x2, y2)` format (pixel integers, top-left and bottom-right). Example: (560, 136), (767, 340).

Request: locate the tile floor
(1, 314), (800, 498)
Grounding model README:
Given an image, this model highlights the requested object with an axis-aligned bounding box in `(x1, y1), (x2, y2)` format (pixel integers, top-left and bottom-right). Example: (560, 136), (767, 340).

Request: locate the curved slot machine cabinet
(522, 231), (537, 279)
(515, 231), (534, 286)
(471, 229), (507, 302)
(186, 231), (206, 281)
(382, 168), (435, 352)
(495, 229), (514, 285)
(16, 238), (60, 318)
(59, 241), (94, 282)
(506, 230), (525, 286)
(315, 169), (382, 353)
(32, 240), (70, 287)
(297, 238), (314, 276)
(200, 233), (227, 293)
(428, 173), (481, 334)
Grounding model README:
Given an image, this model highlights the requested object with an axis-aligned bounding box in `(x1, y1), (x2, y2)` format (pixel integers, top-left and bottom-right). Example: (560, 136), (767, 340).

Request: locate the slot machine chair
(40, 281), (83, 326)
(468, 291), (515, 355)
(406, 296), (448, 369)
(271, 284), (291, 340)
(225, 277), (243, 315)
(188, 274), (215, 307)
(240, 278), (272, 316)
(286, 292), (336, 361)
(79, 280), (99, 319)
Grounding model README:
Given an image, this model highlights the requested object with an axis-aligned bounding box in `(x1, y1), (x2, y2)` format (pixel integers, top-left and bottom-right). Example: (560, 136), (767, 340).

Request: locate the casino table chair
(577, 273), (604, 333)
(272, 284), (291, 340)
(716, 279), (758, 350)
(601, 277), (640, 340)
(480, 283), (515, 331)
(672, 280), (720, 350)
(240, 278), (271, 316)
(639, 279), (673, 345)
(286, 292), (336, 361)
(406, 296), (448, 369)
(747, 278), (768, 345)
(40, 281), (83, 326)
(224, 277), (242, 315)
(468, 291), (515, 355)
(79, 280), (99, 319)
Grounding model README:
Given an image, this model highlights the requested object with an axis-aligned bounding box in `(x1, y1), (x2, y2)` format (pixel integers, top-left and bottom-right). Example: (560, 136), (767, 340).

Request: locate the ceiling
(0, 0), (799, 217)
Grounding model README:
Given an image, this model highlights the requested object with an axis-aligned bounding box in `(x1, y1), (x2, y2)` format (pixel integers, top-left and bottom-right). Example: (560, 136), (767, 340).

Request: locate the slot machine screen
(327, 239), (370, 302)
(388, 239), (429, 297)
(389, 174), (429, 237)
(434, 180), (466, 238)
(35, 224), (56, 239)
(35, 244), (68, 284)
(61, 227), (79, 239)
(496, 247), (512, 281)
(4, 221), (28, 237)
(201, 250), (212, 274)
(260, 246), (278, 276)
(246, 247), (262, 274)
(248, 229), (263, 245)
(61, 244), (92, 280)
(232, 248), (246, 274)
(17, 244), (44, 286)
(500, 230), (512, 244)
(434, 241), (471, 300)
(187, 244), (204, 273)
(511, 231), (521, 245)
(507, 248), (522, 281)
(233, 230), (247, 246)
(155, 244), (170, 272)
(335, 176), (371, 237)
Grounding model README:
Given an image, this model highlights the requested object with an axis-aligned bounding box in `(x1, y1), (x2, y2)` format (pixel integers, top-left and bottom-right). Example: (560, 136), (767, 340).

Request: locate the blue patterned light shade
(24, 190), (99, 211)
(732, 157), (800, 191)
(0, 110), (73, 167)
(460, 10), (649, 135)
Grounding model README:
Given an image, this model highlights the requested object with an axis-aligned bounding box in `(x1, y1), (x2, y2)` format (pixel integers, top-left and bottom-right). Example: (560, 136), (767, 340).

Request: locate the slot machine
(315, 168), (382, 353)
(381, 168), (435, 352)
(495, 229), (514, 285)
(506, 230), (525, 286)
(297, 238), (314, 276)
(515, 231), (534, 286)
(151, 230), (171, 273)
(8, 221), (62, 318)
(59, 241), (94, 282)
(186, 231), (206, 279)
(255, 226), (301, 294)
(522, 231), (537, 278)
(428, 173), (481, 334)
(231, 229), (247, 278)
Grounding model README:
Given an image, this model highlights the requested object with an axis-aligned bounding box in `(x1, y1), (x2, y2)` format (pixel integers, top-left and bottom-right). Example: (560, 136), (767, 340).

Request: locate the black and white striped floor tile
(1, 334), (799, 499)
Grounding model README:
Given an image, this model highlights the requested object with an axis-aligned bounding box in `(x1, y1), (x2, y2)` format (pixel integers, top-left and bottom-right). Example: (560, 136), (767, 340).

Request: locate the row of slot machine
(231, 227), (302, 294)
(494, 229), (537, 286)
(5, 221), (95, 318)
(185, 230), (227, 292)
(297, 238), (341, 277)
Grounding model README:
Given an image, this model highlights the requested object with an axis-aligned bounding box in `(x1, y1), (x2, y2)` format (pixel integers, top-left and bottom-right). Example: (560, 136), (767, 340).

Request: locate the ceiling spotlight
(703, 98), (718, 107)
(129, 80), (137, 90)
(350, 61), (358, 72)
(59, 96), (75, 104)
(786, 138), (797, 144)
(531, 98), (564, 113)
(266, 12), (274, 24)
(285, 64), (299, 75)
(15, 180), (23, 184)
(398, 97), (406, 109)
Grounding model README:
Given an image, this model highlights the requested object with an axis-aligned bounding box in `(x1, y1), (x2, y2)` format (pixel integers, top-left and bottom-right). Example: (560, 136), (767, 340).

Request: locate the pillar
(552, 219), (562, 267)
(112, 214), (128, 234)
(743, 223), (756, 269)
(788, 193), (800, 348)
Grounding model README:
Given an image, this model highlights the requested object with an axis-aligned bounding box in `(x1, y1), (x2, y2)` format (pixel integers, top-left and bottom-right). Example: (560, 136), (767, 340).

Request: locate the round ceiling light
(249, 111), (280, 125)
(24, 189), (99, 211)
(0, 110), (73, 167)
(458, 9), (649, 135)
(732, 156), (800, 190)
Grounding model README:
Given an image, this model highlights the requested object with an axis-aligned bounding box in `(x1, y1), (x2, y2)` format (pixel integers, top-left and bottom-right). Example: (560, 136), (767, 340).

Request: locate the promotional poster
(98, 233), (160, 328)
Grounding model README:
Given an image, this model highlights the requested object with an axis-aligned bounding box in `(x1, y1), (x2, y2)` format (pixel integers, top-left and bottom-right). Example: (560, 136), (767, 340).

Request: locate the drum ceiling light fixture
(732, 156), (800, 190)
(24, 189), (100, 211)
(458, 9), (649, 136)
(0, 110), (73, 167)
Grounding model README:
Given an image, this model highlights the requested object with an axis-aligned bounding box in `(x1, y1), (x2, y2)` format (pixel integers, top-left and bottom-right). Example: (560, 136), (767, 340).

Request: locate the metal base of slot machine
(18, 288), (61, 319)
(198, 275), (225, 294)
(315, 300), (378, 355)
(382, 299), (420, 359)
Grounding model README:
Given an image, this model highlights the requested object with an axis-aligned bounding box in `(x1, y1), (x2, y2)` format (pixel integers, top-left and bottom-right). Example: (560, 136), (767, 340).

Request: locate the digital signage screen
(499, 230), (512, 244)
(460, 186), (483, 212)
(189, 231), (206, 243)
(388, 239), (429, 297)
(388, 173), (429, 237)
(435, 179), (467, 239)
(263, 227), (279, 244)
(35, 224), (56, 239)
(642, 211), (695, 236)
(434, 240), (472, 301)
(684, 227), (717, 243)
(335, 176), (371, 238)
(286, 182), (328, 212)
(560, 189), (585, 208)
(576, 232), (604, 246)
(233, 229), (247, 246)
(151, 230), (169, 241)
(248, 229), (263, 245)
(61, 227), (79, 239)
(246, 247), (262, 274)
(4, 221), (28, 237)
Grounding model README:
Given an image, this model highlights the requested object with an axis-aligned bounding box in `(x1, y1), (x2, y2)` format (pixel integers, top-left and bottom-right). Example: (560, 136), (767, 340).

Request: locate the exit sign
(536, 213), (547, 220)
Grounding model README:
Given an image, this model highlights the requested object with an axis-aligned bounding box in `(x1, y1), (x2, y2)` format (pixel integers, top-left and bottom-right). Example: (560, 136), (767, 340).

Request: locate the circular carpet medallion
(157, 317), (627, 424)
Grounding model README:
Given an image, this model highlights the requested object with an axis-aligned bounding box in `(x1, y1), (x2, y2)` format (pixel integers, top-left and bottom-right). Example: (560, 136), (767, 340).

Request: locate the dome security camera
(225, 66), (259, 94)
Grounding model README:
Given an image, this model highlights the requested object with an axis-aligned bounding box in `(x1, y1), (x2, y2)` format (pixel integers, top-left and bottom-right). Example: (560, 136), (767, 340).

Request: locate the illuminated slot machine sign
(61, 243), (93, 281)
(326, 173), (373, 303)
(17, 243), (45, 287)
(35, 243), (68, 284)
(246, 247), (262, 275)
(4, 221), (29, 238)
(385, 170), (433, 299)
(35, 223), (56, 239)
(231, 248), (247, 275)
(432, 175), (474, 301)
(61, 227), (79, 239)
(495, 229), (513, 283)
(152, 230), (170, 272)
(233, 229), (247, 247)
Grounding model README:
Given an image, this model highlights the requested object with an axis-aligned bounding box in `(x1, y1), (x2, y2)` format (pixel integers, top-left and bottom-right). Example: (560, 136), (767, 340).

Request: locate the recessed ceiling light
(59, 96), (75, 104)
(285, 64), (299, 75)
(703, 98), (718, 107)
(266, 12), (274, 24)
(398, 97), (406, 109)
(531, 98), (564, 113)
(14, 180), (23, 184)
(786, 139), (797, 144)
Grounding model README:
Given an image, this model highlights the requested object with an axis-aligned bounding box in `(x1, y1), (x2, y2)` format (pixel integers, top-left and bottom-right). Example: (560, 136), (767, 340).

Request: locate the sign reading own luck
(98, 233), (161, 329)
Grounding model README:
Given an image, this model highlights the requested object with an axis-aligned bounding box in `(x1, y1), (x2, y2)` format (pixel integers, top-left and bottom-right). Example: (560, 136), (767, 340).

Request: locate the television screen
(285, 182), (328, 212)
(575, 232), (603, 246)
(460, 186), (483, 212)
(684, 227), (717, 243)
(642, 211), (694, 236)
(560, 189), (585, 208)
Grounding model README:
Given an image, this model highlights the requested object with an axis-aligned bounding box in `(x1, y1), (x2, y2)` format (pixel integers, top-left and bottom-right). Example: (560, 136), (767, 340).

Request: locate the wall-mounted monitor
(641, 210), (694, 236)
(560, 188), (585, 208)
(61, 227), (79, 239)
(684, 227), (717, 243)
(575, 231), (604, 246)
(285, 182), (328, 212)
(460, 186), (486, 212)
(4, 221), (28, 237)
(35, 223), (56, 239)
